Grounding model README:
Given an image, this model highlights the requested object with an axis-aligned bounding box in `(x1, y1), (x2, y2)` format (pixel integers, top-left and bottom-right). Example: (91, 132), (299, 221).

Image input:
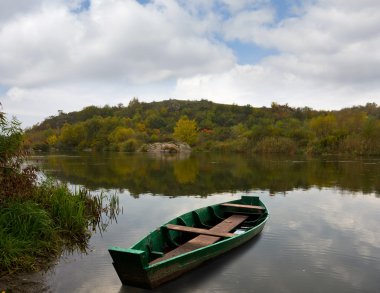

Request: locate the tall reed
(1, 179), (120, 274)
(0, 201), (57, 273)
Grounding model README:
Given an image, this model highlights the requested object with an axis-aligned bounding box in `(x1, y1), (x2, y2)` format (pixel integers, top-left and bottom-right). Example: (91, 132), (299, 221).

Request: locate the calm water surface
(30, 153), (380, 292)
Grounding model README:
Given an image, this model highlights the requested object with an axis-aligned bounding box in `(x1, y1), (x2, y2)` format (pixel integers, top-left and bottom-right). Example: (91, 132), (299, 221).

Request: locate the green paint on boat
(108, 196), (269, 288)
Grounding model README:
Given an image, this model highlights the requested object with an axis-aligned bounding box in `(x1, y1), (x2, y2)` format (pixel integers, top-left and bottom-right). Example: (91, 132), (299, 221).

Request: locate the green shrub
(254, 137), (297, 154)
(1, 114), (37, 202)
(307, 135), (340, 154)
(120, 138), (139, 152)
(339, 135), (366, 154)
(32, 143), (49, 152)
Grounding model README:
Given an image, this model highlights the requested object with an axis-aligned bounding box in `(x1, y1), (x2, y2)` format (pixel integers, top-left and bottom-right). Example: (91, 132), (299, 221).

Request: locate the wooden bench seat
(220, 203), (265, 210)
(166, 224), (235, 238)
(149, 214), (248, 265)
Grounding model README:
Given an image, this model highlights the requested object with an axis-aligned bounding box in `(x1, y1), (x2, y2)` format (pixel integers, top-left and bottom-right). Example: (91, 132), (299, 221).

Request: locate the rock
(140, 142), (191, 153)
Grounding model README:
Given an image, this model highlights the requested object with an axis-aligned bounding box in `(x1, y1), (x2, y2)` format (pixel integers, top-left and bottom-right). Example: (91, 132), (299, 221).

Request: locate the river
(29, 153), (380, 292)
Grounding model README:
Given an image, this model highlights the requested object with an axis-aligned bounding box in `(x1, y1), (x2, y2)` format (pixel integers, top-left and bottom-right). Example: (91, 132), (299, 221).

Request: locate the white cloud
(223, 0), (380, 82)
(223, 8), (275, 42)
(2, 80), (175, 127)
(1, 0), (380, 126)
(0, 0), (45, 23)
(0, 0), (237, 126)
(0, 0), (235, 87)
(173, 63), (361, 109)
(175, 0), (380, 108)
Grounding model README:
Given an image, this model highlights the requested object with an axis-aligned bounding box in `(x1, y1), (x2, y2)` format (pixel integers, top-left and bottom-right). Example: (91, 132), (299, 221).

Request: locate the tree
(309, 114), (337, 138)
(1, 110), (36, 201)
(59, 123), (86, 148)
(173, 116), (198, 145)
(47, 135), (58, 146)
(0, 110), (24, 169)
(108, 127), (135, 143)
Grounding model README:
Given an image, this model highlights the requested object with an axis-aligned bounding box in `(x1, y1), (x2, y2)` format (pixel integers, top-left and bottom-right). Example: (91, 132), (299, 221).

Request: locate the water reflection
(41, 190), (380, 293)
(173, 158), (199, 184)
(31, 153), (380, 196)
(26, 154), (380, 292)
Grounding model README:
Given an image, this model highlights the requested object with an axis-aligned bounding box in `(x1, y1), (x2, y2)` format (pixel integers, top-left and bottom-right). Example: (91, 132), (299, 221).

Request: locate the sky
(0, 0), (380, 127)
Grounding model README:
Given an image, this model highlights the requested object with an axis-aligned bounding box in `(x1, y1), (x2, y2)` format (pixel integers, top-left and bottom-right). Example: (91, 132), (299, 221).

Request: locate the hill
(25, 99), (380, 155)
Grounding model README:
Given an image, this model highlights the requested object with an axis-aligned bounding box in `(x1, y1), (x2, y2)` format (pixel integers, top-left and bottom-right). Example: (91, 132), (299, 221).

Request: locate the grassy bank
(1, 111), (119, 276)
(0, 180), (119, 275)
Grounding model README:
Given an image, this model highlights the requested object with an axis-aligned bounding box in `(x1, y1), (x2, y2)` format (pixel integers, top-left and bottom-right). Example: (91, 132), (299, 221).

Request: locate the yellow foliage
(46, 135), (58, 146)
(173, 116), (198, 145)
(108, 127), (135, 143)
(136, 123), (146, 132)
(309, 114), (337, 137)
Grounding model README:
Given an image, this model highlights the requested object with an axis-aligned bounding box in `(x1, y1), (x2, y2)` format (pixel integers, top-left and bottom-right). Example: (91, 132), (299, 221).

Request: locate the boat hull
(149, 219), (266, 288)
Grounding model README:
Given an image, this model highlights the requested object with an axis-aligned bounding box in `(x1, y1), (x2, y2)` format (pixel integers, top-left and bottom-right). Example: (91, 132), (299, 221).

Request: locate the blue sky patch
(271, 0), (309, 21)
(227, 40), (278, 65)
(70, 0), (91, 14)
(137, 0), (151, 6)
(0, 85), (9, 96)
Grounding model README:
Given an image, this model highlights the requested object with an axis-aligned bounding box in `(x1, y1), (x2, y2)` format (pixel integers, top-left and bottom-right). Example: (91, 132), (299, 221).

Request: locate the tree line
(25, 99), (380, 155)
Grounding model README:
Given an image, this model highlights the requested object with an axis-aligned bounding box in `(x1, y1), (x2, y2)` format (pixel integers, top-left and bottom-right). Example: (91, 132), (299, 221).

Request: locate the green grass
(0, 200), (57, 273)
(0, 179), (119, 275)
(1, 112), (120, 275)
(34, 181), (89, 241)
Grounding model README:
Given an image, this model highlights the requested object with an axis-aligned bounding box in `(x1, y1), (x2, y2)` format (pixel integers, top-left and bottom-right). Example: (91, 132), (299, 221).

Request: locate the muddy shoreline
(0, 271), (50, 293)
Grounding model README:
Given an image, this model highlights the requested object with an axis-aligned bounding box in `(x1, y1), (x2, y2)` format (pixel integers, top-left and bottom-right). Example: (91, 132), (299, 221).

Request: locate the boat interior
(132, 197), (268, 265)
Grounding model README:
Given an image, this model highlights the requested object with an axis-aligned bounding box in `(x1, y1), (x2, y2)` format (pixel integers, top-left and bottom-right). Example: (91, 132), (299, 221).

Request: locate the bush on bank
(0, 180), (113, 274)
(1, 111), (118, 275)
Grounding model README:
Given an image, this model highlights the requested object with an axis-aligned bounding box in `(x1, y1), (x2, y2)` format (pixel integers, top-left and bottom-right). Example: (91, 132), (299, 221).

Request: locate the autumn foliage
(173, 116), (198, 145)
(25, 99), (380, 155)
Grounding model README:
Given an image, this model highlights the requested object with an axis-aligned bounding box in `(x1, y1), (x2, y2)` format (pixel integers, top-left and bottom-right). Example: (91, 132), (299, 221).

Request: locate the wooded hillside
(25, 99), (380, 154)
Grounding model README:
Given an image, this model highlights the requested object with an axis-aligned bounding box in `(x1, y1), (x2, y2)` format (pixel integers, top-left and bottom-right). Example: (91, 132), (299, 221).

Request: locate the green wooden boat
(109, 196), (268, 288)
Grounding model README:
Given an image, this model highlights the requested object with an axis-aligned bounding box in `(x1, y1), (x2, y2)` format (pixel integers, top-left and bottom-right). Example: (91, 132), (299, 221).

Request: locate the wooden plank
(166, 224), (235, 238)
(149, 214), (248, 265)
(221, 203), (265, 210)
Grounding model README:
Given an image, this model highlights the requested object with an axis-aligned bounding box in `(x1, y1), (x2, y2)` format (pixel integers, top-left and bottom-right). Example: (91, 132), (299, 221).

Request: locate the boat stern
(108, 247), (152, 288)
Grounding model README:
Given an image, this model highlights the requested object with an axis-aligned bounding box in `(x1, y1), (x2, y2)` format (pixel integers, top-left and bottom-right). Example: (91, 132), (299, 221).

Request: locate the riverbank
(1, 112), (119, 286)
(0, 181), (115, 272)
(0, 181), (119, 292)
(0, 270), (49, 293)
(2, 184), (73, 271)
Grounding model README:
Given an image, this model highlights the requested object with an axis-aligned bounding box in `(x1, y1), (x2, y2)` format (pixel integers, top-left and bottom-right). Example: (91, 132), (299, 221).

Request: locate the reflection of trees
(174, 159), (199, 184)
(33, 153), (380, 197)
(147, 152), (191, 161)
